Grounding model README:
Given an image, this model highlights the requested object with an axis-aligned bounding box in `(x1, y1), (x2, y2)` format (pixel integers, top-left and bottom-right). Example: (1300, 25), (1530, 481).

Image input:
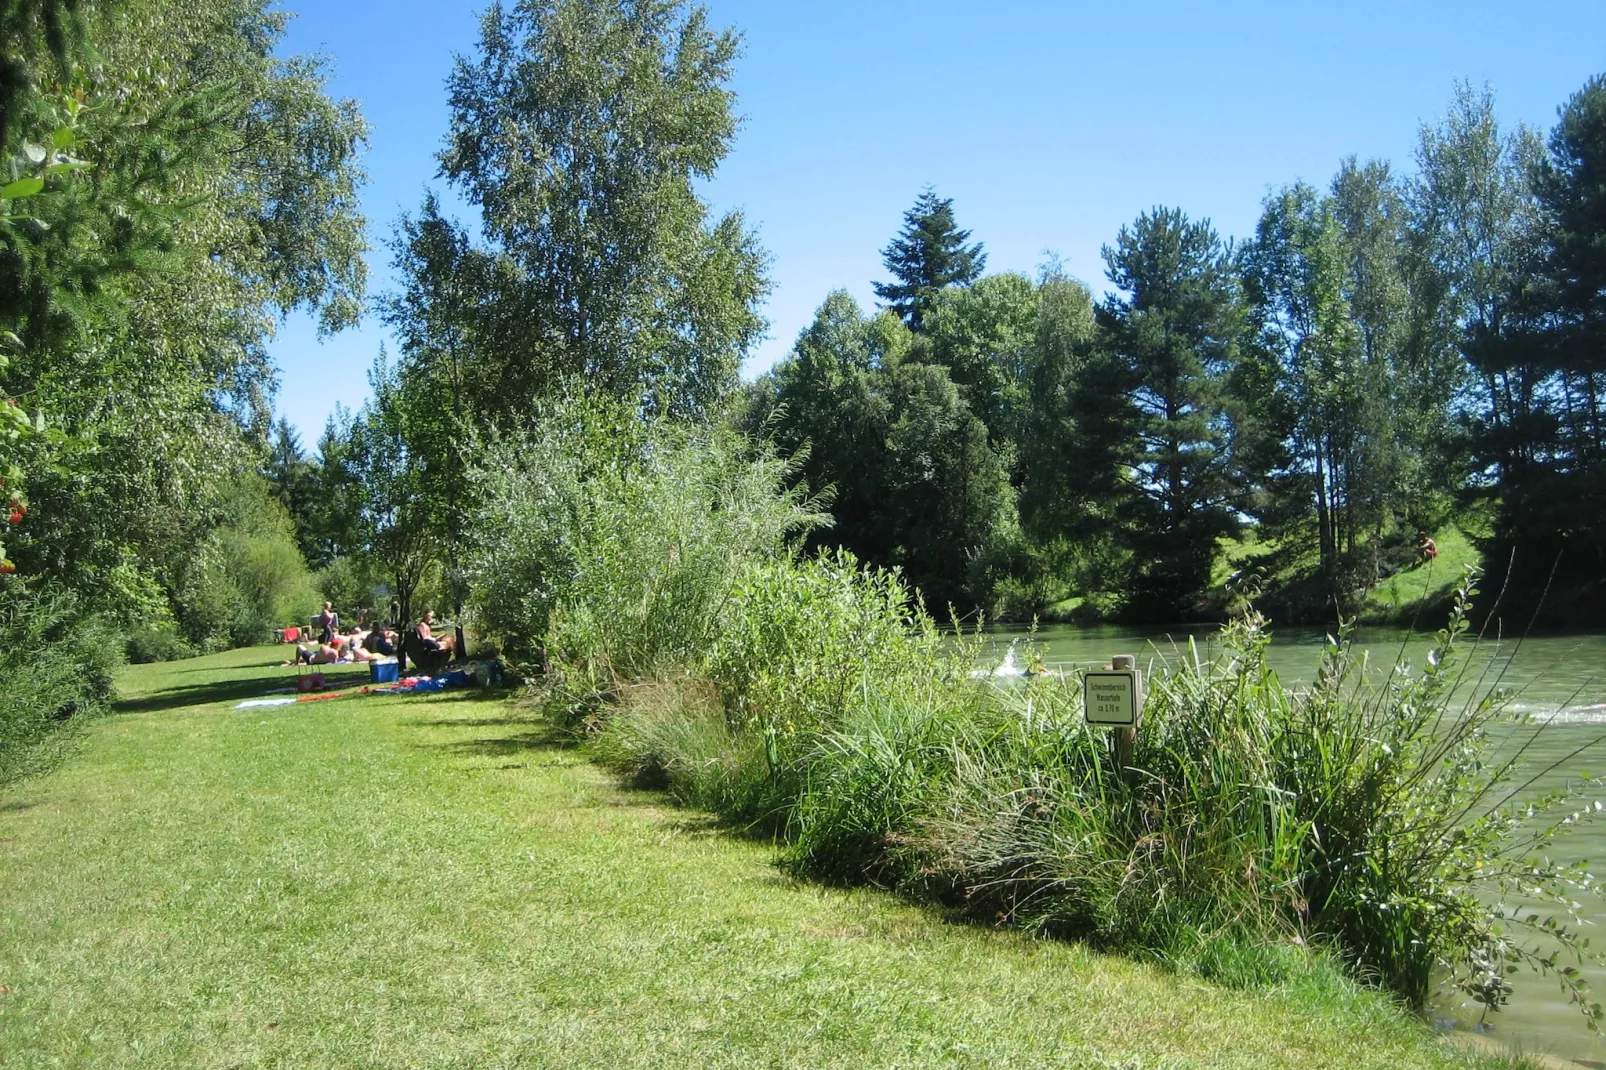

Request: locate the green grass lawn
(0, 645), (1524, 1068)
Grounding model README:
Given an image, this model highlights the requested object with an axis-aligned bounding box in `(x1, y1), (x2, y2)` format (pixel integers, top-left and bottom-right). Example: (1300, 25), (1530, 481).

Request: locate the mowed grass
(0, 645), (1519, 1069)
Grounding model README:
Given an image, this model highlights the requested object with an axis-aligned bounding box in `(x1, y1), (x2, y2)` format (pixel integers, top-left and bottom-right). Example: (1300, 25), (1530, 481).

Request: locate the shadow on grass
(423, 717), (581, 758)
(118, 667), (519, 715)
(116, 670), (365, 714)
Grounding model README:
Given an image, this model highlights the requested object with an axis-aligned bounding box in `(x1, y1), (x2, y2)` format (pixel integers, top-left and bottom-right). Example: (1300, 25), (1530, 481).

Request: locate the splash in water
(970, 640), (1028, 680)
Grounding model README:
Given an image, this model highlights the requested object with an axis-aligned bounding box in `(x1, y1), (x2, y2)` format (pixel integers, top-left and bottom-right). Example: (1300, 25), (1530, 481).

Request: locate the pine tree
(1098, 207), (1243, 618)
(873, 188), (986, 331)
(1476, 74), (1606, 617)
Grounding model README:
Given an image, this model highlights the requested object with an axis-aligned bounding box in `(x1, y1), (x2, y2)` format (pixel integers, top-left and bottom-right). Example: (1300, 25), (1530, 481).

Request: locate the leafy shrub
(475, 391), (1601, 1022)
(708, 552), (944, 736)
(894, 575), (1604, 1020)
(175, 478), (322, 649)
(0, 586), (122, 786)
(125, 622), (193, 663)
(316, 556), (383, 620)
(466, 392), (825, 672)
(591, 678), (784, 825)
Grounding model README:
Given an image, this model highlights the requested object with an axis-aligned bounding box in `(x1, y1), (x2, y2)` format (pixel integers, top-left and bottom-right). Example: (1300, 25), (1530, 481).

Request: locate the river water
(976, 623), (1606, 1065)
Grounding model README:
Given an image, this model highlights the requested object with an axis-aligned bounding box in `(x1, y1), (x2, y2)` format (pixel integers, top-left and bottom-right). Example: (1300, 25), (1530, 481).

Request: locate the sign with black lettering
(1084, 670), (1141, 727)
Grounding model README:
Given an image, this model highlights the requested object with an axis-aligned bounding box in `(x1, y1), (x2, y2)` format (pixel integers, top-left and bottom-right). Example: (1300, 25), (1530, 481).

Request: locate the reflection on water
(974, 623), (1606, 1065)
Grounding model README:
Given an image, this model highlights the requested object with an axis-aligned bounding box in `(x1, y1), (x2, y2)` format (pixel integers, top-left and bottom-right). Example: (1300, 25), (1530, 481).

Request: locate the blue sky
(267, 0), (1606, 443)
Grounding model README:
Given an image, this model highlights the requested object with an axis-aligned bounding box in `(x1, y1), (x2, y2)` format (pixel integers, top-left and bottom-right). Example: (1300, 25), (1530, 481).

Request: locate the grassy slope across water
(0, 645), (1522, 1069)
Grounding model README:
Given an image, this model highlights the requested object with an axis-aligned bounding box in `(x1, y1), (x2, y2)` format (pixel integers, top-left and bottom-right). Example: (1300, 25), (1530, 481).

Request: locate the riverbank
(0, 644), (1526, 1069)
(1037, 522), (1484, 628)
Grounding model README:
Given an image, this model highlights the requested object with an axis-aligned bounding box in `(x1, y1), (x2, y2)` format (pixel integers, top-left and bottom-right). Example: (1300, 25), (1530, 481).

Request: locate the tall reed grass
(470, 400), (1605, 1024)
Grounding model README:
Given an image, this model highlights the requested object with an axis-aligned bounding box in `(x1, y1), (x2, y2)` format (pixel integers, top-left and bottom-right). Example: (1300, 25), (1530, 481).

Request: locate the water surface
(976, 622), (1606, 1065)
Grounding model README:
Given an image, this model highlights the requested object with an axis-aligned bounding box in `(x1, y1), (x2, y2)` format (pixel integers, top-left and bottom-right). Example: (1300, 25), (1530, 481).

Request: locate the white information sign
(1084, 670), (1141, 727)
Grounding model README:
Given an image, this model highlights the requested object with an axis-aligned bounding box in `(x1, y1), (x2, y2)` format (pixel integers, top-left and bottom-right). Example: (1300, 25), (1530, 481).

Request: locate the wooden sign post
(1084, 653), (1142, 782)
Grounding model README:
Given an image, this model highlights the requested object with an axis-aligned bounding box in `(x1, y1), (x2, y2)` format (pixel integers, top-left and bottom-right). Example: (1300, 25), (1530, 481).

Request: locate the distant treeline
(742, 83), (1606, 624)
(290, 1), (1606, 626)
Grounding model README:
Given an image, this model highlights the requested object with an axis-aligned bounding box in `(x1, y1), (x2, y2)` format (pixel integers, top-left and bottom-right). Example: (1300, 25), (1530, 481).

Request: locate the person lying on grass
(285, 628), (387, 666)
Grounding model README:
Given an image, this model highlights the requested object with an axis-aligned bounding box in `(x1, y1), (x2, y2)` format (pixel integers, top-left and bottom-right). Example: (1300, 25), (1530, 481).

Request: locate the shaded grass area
(0, 645), (1524, 1069)
(113, 643), (374, 714)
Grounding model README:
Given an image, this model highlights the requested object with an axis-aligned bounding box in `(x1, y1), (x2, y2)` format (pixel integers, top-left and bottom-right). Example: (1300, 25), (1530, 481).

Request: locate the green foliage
(924, 271), (1039, 445)
(0, 584), (119, 786)
(337, 357), (441, 625)
(1097, 207), (1244, 618)
(873, 187), (986, 331)
(172, 478), (321, 650)
(530, 420), (1603, 1024)
(465, 390), (826, 671)
(755, 291), (1014, 612)
(124, 622), (193, 664)
(315, 555), (382, 620)
(437, 0), (767, 416)
(1472, 74), (1606, 620)
(0, 0), (367, 648)
(472, 388), (1596, 1019)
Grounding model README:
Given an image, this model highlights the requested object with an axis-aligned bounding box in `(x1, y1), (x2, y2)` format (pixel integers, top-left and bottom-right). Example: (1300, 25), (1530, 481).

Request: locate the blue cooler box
(370, 659), (399, 684)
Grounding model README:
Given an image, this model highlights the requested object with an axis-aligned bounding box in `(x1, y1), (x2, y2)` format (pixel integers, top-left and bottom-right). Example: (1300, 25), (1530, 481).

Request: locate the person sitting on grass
(363, 624), (398, 658)
(417, 609), (444, 652)
(1417, 532), (1438, 562)
(286, 629), (380, 666)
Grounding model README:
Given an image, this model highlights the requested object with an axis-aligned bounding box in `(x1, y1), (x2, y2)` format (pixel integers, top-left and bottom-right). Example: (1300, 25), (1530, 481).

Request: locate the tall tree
(1243, 184), (1378, 596)
(345, 359), (437, 626)
(1017, 266), (1102, 542)
(439, 0), (768, 415)
(1098, 207), (1243, 617)
(1530, 74), (1606, 468)
(755, 291), (1010, 612)
(1412, 83), (1547, 487)
(265, 418), (319, 561)
(923, 271), (1039, 447)
(1474, 74), (1606, 612)
(380, 194), (487, 613)
(0, 0), (367, 622)
(873, 188), (986, 332)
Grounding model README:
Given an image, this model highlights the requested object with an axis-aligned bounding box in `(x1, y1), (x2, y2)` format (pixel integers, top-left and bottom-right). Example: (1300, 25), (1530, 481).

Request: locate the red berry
(0, 562), (14, 575)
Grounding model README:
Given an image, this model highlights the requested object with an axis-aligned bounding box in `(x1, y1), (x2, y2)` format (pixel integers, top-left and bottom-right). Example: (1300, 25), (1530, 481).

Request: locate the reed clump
(469, 398), (1604, 1023)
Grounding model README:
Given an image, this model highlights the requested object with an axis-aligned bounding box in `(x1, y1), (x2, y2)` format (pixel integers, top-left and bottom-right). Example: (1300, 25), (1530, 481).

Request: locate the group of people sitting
(284, 604), (454, 667)
(285, 623), (397, 666)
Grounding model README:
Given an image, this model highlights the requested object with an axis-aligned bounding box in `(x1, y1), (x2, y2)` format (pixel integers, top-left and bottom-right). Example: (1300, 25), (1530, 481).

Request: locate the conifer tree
(873, 188), (986, 331)
(1098, 207), (1243, 618)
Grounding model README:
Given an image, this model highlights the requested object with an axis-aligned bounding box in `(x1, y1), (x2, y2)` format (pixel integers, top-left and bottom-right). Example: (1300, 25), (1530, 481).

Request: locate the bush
(175, 478), (322, 650)
(466, 392), (826, 671)
(585, 556), (1604, 1021)
(0, 586), (122, 787)
(475, 396), (1603, 1022)
(890, 576), (1604, 1020)
(317, 556), (383, 622)
(125, 622), (193, 663)
(592, 678), (785, 826)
